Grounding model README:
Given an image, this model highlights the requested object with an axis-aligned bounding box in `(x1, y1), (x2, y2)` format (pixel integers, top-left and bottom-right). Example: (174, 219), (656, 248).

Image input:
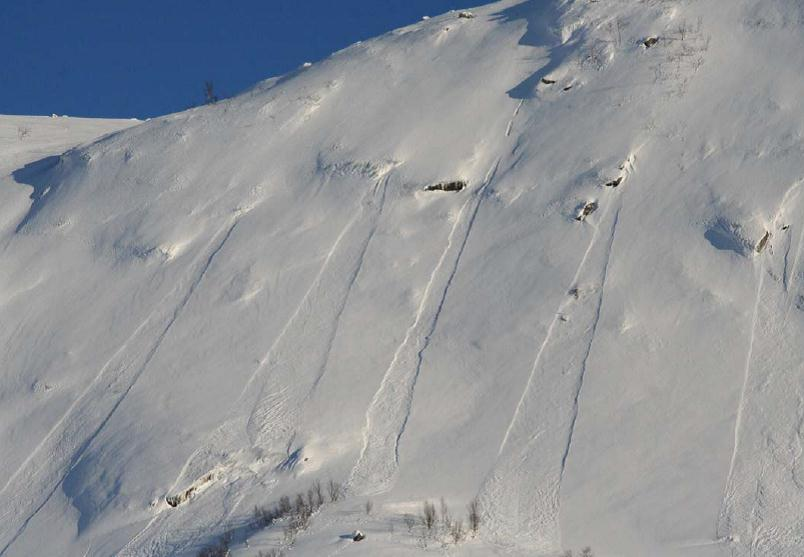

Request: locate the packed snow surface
(3, 1), (804, 556)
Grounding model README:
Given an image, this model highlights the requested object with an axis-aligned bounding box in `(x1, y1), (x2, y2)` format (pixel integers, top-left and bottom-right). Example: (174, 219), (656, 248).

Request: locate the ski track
(0, 219), (240, 556)
(122, 177), (389, 556)
(479, 190), (623, 553)
(348, 159), (500, 496)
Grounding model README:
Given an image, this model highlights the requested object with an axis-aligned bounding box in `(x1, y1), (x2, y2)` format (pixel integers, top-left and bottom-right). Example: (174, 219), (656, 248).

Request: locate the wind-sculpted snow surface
(5, 0), (804, 556)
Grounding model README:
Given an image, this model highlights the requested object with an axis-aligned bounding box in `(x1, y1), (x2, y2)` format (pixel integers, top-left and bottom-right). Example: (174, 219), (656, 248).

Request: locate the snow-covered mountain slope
(0, 114), (139, 174)
(3, 1), (804, 555)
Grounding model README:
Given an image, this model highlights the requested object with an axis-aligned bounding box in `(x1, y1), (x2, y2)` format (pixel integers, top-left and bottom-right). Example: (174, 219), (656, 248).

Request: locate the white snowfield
(2, 0), (804, 555)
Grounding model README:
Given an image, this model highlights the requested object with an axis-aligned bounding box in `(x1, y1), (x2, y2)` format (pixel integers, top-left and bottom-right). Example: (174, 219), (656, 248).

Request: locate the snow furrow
(558, 207), (621, 484)
(246, 176), (390, 455)
(479, 191), (623, 553)
(716, 190), (804, 554)
(0, 218), (239, 555)
(122, 177), (391, 556)
(505, 99), (525, 138)
(717, 262), (764, 542)
(348, 160), (500, 495)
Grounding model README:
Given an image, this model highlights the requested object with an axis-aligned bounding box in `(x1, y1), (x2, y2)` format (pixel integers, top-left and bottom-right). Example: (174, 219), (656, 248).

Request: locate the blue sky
(1, 1), (458, 119)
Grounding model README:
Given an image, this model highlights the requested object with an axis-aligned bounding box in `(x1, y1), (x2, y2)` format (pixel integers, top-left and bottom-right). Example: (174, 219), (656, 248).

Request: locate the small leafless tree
(204, 81), (218, 104)
(328, 479), (342, 502)
(677, 20), (691, 40)
(580, 548), (594, 557)
(439, 497), (451, 531)
(403, 514), (416, 533)
(421, 501), (437, 535)
(17, 126), (31, 141)
(580, 41), (608, 70)
(467, 498), (481, 534)
(278, 495), (292, 516)
(313, 480), (324, 507)
(449, 519), (465, 543)
(365, 499), (374, 515)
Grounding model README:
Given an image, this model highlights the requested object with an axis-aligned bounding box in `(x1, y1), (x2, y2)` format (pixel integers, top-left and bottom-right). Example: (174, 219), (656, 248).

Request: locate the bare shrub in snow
(421, 500), (437, 535)
(328, 479), (343, 502)
(467, 498), (481, 534)
(197, 529), (232, 557)
(17, 126), (31, 141)
(580, 41), (609, 70)
(581, 548), (594, 557)
(365, 499), (374, 515)
(204, 81), (219, 104)
(404, 513), (416, 533)
(439, 497), (451, 529)
(449, 518), (465, 543)
(257, 550), (284, 557)
(294, 493), (310, 521)
(313, 480), (324, 507)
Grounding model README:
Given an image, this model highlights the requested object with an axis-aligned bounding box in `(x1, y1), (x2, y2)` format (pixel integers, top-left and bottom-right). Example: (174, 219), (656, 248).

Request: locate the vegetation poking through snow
(196, 480), (342, 556)
(409, 497), (481, 548)
(563, 548), (595, 557)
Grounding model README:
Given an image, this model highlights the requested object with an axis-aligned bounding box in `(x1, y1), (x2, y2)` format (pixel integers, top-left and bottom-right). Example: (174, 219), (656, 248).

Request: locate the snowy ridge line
(348, 158), (501, 495)
(558, 205), (621, 485)
(0, 218), (241, 556)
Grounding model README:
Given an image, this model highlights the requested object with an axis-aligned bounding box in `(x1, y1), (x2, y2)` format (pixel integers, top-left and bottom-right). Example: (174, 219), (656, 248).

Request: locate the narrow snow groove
(506, 100), (525, 137)
(0, 474), (61, 556)
(309, 177), (390, 394)
(558, 207), (621, 483)
(0, 219), (239, 555)
(74, 220), (240, 459)
(783, 222), (804, 324)
(717, 263), (764, 540)
(498, 202), (612, 456)
(237, 191), (370, 401)
(246, 177), (391, 453)
(393, 166), (498, 462)
(478, 189), (624, 553)
(349, 160), (500, 495)
(132, 180), (392, 556)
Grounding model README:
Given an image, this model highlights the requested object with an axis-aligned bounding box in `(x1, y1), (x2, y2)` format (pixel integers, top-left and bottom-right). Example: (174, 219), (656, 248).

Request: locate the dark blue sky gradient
(1, 1), (458, 119)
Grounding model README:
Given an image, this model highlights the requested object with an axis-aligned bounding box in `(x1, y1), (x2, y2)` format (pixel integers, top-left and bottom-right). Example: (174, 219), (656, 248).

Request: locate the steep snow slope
(0, 115), (139, 235)
(3, 1), (804, 556)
